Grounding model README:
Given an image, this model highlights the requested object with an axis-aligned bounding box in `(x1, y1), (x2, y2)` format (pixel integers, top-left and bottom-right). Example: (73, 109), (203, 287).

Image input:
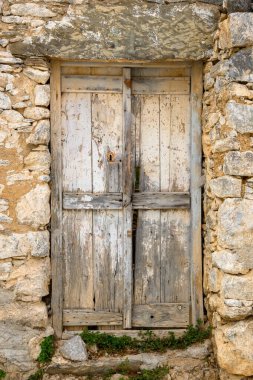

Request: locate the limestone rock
(0, 92), (11, 110)
(245, 178), (253, 200)
(0, 261), (12, 280)
(209, 176), (241, 198)
(0, 322), (39, 371)
(208, 268), (222, 293)
(0, 233), (29, 259)
(6, 170), (32, 185)
(212, 137), (239, 153)
(27, 230), (49, 257)
(222, 272), (253, 301)
(223, 151), (253, 177)
(215, 320), (253, 376)
(26, 119), (50, 145)
(24, 107), (50, 120)
(218, 198), (253, 249)
(224, 0), (252, 14)
(24, 149), (50, 172)
(35, 85), (50, 107)
(16, 184), (50, 228)
(10, 2), (220, 61)
(212, 249), (253, 275)
(60, 336), (88, 362)
(11, 258), (50, 302)
(209, 294), (253, 321)
(211, 48), (253, 83)
(11, 3), (56, 18)
(220, 13), (253, 49)
(0, 301), (48, 329)
(1, 110), (24, 123)
(226, 102), (253, 134)
(23, 67), (50, 84)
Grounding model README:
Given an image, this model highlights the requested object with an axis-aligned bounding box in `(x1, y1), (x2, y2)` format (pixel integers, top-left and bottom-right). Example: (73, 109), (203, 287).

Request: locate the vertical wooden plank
(61, 92), (93, 311)
(51, 61), (63, 338)
(191, 62), (203, 324)
(169, 95), (190, 192)
(134, 95), (161, 306)
(160, 210), (190, 303)
(122, 68), (133, 328)
(63, 211), (93, 309)
(91, 92), (124, 318)
(160, 94), (191, 305)
(61, 93), (92, 192)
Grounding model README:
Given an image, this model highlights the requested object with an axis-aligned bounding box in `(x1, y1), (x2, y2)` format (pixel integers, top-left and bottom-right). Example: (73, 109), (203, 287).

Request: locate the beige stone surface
(209, 176), (241, 198)
(16, 184), (50, 228)
(215, 320), (253, 376)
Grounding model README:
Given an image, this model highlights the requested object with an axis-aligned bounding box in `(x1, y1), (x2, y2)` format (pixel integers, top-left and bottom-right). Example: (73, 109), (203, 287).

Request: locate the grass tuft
(28, 369), (44, 380)
(80, 319), (211, 355)
(0, 370), (6, 379)
(37, 335), (55, 364)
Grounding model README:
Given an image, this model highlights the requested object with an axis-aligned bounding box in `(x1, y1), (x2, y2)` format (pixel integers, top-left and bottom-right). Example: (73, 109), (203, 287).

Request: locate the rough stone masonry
(0, 0), (253, 379)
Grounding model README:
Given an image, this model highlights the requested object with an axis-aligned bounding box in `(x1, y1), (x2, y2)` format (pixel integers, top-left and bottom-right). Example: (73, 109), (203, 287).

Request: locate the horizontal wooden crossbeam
(63, 309), (123, 326)
(132, 192), (190, 209)
(63, 192), (190, 210)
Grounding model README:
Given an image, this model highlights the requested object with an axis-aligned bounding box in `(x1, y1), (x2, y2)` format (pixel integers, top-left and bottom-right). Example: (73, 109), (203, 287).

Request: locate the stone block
(222, 272), (253, 301)
(208, 268), (222, 293)
(209, 176), (241, 198)
(12, 258), (50, 302)
(6, 170), (32, 185)
(209, 294), (253, 321)
(226, 102), (253, 134)
(224, 151), (253, 177)
(211, 48), (253, 83)
(60, 336), (88, 362)
(0, 322), (39, 371)
(16, 184), (50, 228)
(24, 149), (50, 172)
(218, 198), (253, 249)
(220, 13), (253, 49)
(0, 234), (29, 259)
(34, 85), (50, 107)
(23, 67), (50, 84)
(215, 319), (253, 376)
(23, 107), (50, 121)
(10, 3), (220, 61)
(245, 178), (253, 200)
(26, 119), (50, 145)
(0, 261), (12, 280)
(212, 249), (253, 274)
(11, 3), (56, 18)
(212, 137), (240, 153)
(27, 230), (49, 257)
(0, 92), (11, 110)
(1, 110), (24, 123)
(224, 0), (252, 13)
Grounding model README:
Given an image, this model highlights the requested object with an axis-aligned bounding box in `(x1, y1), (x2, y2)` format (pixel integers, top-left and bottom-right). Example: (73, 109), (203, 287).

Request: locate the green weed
(0, 370), (6, 379)
(80, 319), (211, 355)
(28, 369), (44, 380)
(37, 335), (54, 364)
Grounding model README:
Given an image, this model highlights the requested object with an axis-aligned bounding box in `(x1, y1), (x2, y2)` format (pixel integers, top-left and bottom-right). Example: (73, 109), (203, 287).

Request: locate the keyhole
(107, 151), (115, 162)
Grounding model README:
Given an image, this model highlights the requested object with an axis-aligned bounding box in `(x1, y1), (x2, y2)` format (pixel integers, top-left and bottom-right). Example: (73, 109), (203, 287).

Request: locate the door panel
(61, 78), (125, 326)
(132, 80), (191, 327)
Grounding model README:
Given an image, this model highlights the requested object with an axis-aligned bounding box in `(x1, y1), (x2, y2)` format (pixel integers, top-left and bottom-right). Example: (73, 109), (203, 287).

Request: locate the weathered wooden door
(51, 63), (203, 337)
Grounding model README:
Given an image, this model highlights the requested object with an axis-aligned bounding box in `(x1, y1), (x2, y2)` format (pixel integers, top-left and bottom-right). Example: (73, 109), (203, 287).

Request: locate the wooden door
(51, 63), (203, 337)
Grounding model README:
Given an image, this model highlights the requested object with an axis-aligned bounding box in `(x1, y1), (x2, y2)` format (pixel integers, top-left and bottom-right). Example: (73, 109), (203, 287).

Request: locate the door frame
(50, 61), (203, 338)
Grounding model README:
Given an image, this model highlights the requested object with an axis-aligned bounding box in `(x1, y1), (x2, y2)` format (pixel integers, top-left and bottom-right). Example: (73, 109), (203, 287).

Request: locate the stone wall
(202, 5), (253, 380)
(0, 0), (253, 379)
